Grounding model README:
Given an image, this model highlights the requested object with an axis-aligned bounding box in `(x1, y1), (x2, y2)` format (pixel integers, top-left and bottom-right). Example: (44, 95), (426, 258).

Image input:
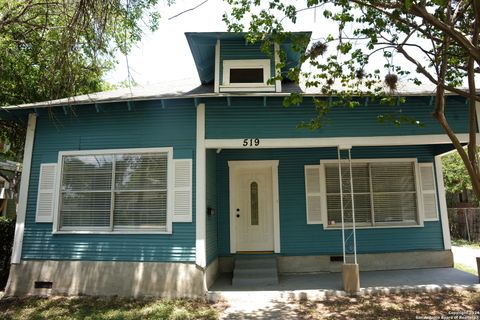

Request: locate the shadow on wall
(7, 260), (205, 297)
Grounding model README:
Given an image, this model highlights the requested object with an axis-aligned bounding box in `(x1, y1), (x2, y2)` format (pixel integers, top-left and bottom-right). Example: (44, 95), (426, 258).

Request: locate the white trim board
(228, 160), (280, 254)
(434, 155), (451, 250)
(11, 113), (37, 264)
(196, 103), (207, 268)
(274, 43), (282, 93)
(205, 134), (476, 149)
(214, 40), (220, 94)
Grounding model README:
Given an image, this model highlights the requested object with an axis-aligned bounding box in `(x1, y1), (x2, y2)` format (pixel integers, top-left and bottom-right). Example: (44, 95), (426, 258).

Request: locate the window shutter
(305, 165), (322, 224)
(172, 159), (192, 222)
(419, 163), (438, 220)
(36, 163), (57, 223)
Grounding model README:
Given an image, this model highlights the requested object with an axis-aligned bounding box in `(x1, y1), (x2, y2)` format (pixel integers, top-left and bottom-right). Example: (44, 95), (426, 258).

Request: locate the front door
(230, 164), (274, 252)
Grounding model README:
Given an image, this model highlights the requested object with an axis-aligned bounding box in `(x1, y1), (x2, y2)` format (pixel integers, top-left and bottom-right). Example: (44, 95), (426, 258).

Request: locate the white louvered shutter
(173, 159), (192, 222)
(36, 163), (57, 223)
(305, 165), (322, 224)
(419, 163), (438, 220)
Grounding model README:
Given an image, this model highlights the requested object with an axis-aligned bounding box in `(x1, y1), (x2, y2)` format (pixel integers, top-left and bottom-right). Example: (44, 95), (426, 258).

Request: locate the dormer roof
(185, 32), (311, 84)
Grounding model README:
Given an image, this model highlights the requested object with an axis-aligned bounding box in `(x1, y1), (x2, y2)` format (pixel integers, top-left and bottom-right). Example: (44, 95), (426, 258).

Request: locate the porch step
(232, 256), (278, 287)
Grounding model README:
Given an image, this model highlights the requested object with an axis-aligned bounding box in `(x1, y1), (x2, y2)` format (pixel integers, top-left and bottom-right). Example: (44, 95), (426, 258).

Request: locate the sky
(104, 0), (337, 87)
(104, 0), (471, 92)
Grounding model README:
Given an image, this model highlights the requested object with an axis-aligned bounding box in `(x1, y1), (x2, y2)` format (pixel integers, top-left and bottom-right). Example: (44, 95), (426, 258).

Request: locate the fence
(448, 208), (480, 242)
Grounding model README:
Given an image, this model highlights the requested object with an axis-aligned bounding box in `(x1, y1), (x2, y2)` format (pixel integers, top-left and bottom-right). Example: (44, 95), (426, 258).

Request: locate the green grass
(0, 296), (220, 320)
(452, 238), (480, 249)
(455, 262), (479, 275)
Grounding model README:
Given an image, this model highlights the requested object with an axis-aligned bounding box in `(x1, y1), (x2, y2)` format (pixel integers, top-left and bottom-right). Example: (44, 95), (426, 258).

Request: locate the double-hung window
(56, 148), (172, 232)
(322, 159), (420, 227)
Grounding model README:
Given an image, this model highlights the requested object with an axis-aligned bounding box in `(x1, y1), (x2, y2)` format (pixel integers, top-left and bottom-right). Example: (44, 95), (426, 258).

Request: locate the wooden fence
(448, 208), (480, 242)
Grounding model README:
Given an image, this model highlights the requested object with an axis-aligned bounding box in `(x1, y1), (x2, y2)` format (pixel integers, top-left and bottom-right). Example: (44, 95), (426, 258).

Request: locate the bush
(0, 217), (15, 290)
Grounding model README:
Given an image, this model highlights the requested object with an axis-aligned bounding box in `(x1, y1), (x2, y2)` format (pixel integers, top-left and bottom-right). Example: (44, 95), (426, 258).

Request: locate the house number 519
(243, 138), (260, 147)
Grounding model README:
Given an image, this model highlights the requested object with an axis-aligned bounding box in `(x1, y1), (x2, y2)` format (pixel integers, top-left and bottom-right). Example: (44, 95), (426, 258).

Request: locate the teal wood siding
(206, 150), (218, 264)
(204, 96), (470, 139)
(216, 147), (445, 256)
(220, 40), (275, 84)
(22, 99), (197, 262)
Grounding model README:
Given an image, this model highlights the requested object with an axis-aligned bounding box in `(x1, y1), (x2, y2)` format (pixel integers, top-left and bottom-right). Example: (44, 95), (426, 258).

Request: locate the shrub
(0, 217), (15, 290)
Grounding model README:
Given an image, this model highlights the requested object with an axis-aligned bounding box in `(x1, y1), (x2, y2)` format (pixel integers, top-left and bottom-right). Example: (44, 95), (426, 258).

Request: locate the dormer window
(230, 68), (264, 83)
(220, 59), (275, 92)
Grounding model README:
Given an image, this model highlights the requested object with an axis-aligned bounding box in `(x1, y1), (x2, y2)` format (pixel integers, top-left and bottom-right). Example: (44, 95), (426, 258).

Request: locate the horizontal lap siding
(22, 100), (197, 262)
(205, 96), (469, 139)
(216, 147), (444, 256)
(206, 150), (218, 264)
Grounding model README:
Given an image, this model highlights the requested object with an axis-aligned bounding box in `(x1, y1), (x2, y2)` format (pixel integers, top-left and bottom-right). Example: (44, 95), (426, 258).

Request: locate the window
(230, 68), (264, 83)
(324, 160), (419, 227)
(56, 148), (173, 232)
(221, 59), (275, 92)
(250, 181), (259, 225)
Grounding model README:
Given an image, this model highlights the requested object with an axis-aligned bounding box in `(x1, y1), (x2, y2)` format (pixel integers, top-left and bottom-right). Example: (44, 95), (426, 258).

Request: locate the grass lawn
(296, 291), (480, 320)
(452, 238), (480, 249)
(0, 296), (222, 320)
(455, 262), (479, 275)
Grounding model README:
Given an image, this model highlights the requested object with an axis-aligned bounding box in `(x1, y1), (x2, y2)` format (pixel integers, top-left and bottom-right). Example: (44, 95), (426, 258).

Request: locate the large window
(57, 149), (171, 232)
(323, 160), (419, 227)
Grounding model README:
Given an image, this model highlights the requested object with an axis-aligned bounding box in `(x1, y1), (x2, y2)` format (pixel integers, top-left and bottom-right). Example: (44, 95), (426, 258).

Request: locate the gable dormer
(185, 32), (310, 94)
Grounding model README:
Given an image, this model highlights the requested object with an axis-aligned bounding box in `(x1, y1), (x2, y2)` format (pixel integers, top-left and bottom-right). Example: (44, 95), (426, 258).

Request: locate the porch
(208, 267), (478, 300)
(203, 146), (455, 271)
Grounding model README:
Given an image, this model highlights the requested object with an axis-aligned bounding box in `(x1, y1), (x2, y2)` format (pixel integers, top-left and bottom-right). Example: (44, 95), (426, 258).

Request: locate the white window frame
(220, 59), (275, 92)
(52, 147), (174, 234)
(320, 158), (425, 230)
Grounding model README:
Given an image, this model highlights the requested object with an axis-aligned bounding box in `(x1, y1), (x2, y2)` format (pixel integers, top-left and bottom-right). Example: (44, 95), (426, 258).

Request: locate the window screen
(229, 68), (264, 83)
(324, 161), (418, 227)
(59, 152), (169, 231)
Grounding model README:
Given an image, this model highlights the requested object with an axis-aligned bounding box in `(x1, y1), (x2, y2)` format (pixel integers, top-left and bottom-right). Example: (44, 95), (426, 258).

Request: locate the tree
(0, 0), (163, 151)
(0, 0), (165, 202)
(443, 148), (479, 204)
(224, 0), (480, 197)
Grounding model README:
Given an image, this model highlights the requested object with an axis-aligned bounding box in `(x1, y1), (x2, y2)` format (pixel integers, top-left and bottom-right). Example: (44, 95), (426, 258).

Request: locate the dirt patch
(296, 291), (480, 320)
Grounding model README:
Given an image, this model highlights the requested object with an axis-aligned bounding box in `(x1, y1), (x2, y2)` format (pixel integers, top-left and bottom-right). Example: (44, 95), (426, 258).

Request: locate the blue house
(2, 32), (467, 297)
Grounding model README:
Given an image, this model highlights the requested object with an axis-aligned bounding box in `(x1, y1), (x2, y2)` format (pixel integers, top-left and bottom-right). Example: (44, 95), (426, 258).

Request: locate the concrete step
(232, 275), (279, 287)
(233, 267), (277, 277)
(235, 258), (277, 269)
(232, 256), (278, 286)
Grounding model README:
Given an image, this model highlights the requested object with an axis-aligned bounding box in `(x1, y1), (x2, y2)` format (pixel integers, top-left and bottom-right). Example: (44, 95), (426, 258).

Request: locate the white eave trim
(11, 113), (37, 264)
(205, 134), (476, 149)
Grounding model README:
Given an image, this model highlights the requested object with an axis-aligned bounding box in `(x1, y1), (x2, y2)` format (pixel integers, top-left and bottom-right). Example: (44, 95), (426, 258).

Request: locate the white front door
(230, 164), (274, 252)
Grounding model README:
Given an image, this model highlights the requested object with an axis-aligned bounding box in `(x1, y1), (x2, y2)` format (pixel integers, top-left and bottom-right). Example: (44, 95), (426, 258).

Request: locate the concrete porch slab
(208, 268), (480, 302)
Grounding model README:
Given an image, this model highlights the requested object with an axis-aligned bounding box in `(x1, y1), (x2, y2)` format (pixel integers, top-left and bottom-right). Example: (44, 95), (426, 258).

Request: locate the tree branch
(467, 0), (479, 178)
(396, 45), (480, 101)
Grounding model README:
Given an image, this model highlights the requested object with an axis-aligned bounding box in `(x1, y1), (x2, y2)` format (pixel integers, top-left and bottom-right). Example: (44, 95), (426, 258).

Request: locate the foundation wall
(205, 258), (219, 288)
(218, 250), (454, 273)
(6, 260), (205, 298)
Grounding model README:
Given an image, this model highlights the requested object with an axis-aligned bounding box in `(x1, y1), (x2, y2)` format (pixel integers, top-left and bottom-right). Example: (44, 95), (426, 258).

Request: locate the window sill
(219, 85), (276, 92)
(53, 230), (172, 235)
(323, 223), (424, 230)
